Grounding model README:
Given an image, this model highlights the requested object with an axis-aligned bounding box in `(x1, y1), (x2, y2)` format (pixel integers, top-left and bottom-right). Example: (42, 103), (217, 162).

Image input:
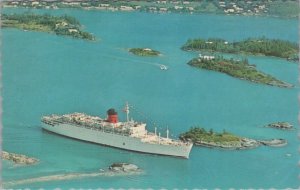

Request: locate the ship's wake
(101, 54), (168, 70)
(3, 170), (143, 187)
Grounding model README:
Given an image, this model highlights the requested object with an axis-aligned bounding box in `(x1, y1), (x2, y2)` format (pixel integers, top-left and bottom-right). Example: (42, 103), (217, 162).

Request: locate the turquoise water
(2, 8), (299, 189)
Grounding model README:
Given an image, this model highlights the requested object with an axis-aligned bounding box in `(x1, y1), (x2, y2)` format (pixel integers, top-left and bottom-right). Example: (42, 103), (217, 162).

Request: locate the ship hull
(42, 123), (192, 158)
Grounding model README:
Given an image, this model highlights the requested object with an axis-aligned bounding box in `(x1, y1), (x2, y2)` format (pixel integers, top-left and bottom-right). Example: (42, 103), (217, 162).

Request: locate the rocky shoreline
(1, 151), (39, 165)
(108, 163), (140, 172)
(258, 139), (288, 147)
(193, 138), (288, 150)
(194, 138), (259, 150)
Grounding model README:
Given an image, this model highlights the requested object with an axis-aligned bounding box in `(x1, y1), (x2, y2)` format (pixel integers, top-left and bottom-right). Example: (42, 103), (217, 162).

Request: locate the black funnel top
(107, 108), (117, 115)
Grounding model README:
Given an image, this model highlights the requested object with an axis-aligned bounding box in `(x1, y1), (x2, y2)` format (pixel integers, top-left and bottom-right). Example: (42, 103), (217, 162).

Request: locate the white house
(199, 54), (215, 60)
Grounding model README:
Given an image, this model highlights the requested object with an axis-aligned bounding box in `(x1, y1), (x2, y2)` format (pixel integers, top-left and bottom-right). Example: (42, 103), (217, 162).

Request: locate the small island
(2, 13), (96, 41)
(179, 127), (287, 150)
(108, 163), (140, 173)
(187, 56), (293, 88)
(129, 48), (161, 56)
(182, 37), (298, 61)
(1, 151), (39, 165)
(179, 128), (259, 149)
(265, 122), (293, 130)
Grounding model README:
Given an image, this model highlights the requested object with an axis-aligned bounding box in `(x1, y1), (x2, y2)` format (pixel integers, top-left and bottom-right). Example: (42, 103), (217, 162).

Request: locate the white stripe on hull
(42, 123), (192, 158)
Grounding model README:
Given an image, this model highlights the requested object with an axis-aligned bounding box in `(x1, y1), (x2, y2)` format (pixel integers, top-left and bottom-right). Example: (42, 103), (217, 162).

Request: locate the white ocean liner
(41, 103), (193, 158)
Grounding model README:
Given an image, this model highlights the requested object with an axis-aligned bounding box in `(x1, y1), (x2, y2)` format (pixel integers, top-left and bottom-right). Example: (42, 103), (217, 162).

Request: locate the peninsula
(1, 151), (39, 165)
(179, 127), (287, 150)
(182, 37), (298, 61)
(2, 13), (96, 41)
(187, 56), (293, 88)
(129, 48), (161, 56)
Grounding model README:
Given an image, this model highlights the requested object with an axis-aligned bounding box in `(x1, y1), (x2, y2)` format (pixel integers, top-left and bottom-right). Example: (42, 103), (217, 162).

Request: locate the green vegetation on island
(180, 127), (240, 144)
(129, 48), (161, 56)
(179, 127), (260, 149)
(268, 0), (299, 18)
(182, 37), (298, 61)
(179, 127), (287, 149)
(188, 55), (293, 88)
(2, 13), (96, 41)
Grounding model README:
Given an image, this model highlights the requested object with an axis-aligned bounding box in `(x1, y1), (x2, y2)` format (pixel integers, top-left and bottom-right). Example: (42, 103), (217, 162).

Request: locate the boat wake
(3, 170), (143, 187)
(101, 54), (168, 70)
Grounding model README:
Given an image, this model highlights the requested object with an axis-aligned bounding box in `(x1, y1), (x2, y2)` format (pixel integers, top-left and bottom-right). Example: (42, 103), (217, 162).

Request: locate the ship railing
(78, 122), (131, 136)
(44, 118), (131, 136)
(42, 120), (55, 126)
(44, 114), (107, 126)
(153, 137), (189, 146)
(42, 119), (64, 126)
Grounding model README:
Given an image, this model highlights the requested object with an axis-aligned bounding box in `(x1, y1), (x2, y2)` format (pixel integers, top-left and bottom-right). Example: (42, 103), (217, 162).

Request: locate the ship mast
(166, 126), (169, 140)
(158, 132), (161, 144)
(124, 102), (130, 122)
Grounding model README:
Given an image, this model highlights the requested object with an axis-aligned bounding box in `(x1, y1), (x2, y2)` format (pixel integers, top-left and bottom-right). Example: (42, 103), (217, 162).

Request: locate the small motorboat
(160, 64), (168, 70)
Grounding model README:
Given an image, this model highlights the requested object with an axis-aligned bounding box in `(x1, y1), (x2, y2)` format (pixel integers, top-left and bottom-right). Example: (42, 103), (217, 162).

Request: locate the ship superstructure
(41, 103), (193, 158)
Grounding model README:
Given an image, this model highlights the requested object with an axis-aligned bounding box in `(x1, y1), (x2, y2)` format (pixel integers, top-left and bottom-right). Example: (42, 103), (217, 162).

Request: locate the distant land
(2, 13), (96, 41)
(182, 37), (299, 61)
(1, 0), (299, 18)
(187, 55), (293, 88)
